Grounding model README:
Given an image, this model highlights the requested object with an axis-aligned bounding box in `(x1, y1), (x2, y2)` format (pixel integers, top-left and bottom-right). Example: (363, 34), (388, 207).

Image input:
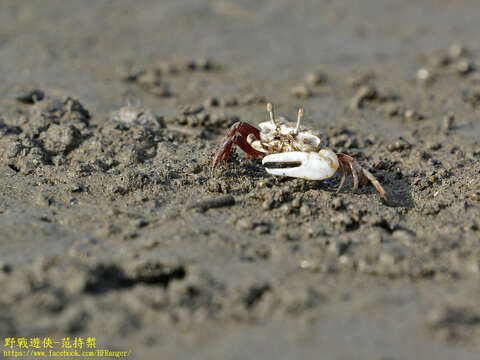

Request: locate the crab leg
(346, 159), (359, 191)
(360, 169), (368, 186)
(336, 162), (346, 193)
(212, 122), (265, 172)
(337, 153), (387, 201)
(355, 165), (387, 201)
(262, 150), (339, 180)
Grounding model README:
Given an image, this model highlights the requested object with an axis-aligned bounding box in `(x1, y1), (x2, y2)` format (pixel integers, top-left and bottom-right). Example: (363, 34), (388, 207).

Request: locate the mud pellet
(290, 85), (312, 99)
(299, 204), (312, 216)
(204, 97), (220, 107)
(187, 195), (235, 211)
(292, 195), (302, 208)
(304, 71), (327, 86)
(416, 68), (435, 84)
(331, 198), (344, 210)
(456, 59), (474, 75)
(404, 109), (423, 121)
(194, 58), (214, 70)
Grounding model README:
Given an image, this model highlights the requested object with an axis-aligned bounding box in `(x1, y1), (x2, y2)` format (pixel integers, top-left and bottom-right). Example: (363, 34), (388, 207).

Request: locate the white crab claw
(262, 149), (339, 180)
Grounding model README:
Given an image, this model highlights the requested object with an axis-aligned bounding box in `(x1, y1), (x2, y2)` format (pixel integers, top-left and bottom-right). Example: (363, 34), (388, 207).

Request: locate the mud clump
(0, 96), (91, 172)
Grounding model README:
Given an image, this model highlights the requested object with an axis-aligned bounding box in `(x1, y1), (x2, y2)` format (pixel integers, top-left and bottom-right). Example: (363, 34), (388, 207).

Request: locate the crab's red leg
(336, 153), (354, 163)
(232, 134), (265, 159)
(212, 122), (265, 172)
(338, 154), (359, 191)
(346, 160), (359, 191)
(357, 166), (387, 201)
(359, 170), (368, 186)
(235, 122), (261, 140)
(336, 162), (346, 193)
(336, 153), (387, 201)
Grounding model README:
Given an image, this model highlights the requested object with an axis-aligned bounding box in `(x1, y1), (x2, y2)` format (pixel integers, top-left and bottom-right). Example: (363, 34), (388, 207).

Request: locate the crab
(211, 102), (387, 201)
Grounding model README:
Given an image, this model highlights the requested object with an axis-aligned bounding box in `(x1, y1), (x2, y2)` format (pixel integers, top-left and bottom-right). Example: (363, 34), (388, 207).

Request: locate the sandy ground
(1, 1), (480, 359)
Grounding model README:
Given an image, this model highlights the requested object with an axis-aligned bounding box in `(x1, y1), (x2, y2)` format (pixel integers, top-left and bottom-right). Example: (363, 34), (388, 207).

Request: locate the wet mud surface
(0, 1), (480, 359)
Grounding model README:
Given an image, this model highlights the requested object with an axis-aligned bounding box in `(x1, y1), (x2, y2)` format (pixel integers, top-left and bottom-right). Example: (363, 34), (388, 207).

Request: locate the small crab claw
(262, 150), (339, 180)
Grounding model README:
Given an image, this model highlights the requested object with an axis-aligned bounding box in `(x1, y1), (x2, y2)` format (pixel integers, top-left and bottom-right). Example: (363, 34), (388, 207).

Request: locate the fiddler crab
(211, 102), (387, 201)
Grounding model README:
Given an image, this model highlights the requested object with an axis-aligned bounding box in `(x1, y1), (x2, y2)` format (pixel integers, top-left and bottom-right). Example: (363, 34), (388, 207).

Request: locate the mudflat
(0, 1), (479, 359)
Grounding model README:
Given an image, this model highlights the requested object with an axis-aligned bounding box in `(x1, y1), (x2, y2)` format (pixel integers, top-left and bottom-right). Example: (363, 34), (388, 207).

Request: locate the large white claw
(262, 150), (339, 180)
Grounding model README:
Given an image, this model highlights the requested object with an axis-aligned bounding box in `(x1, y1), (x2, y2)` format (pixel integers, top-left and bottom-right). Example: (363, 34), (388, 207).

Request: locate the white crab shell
(246, 119), (339, 181)
(248, 119), (323, 153)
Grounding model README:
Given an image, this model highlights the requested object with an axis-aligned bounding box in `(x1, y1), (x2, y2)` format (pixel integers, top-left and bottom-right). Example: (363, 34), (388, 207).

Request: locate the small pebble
(257, 178), (274, 189)
(204, 97), (220, 108)
(299, 259), (315, 270)
(262, 198), (275, 210)
(304, 71), (327, 86)
(299, 204), (312, 216)
(290, 85), (312, 99)
(331, 198), (344, 210)
(416, 68), (430, 81)
(456, 59), (474, 75)
(280, 203), (293, 215)
(387, 138), (410, 152)
(292, 195), (302, 208)
(416, 68), (435, 84)
(404, 109), (423, 121)
(236, 218), (254, 230)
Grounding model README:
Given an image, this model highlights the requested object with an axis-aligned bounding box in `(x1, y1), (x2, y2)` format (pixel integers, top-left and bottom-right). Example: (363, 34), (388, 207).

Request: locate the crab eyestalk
(294, 107), (305, 135)
(266, 102), (276, 125)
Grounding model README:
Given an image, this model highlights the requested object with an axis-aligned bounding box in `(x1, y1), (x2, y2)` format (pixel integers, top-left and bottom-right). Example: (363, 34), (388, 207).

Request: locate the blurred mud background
(1, 1), (480, 359)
